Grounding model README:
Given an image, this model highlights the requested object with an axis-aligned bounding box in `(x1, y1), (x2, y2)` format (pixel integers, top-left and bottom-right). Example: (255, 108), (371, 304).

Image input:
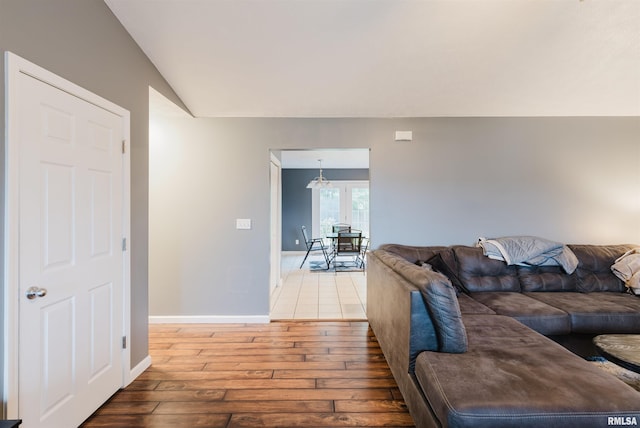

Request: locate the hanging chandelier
(306, 159), (332, 189)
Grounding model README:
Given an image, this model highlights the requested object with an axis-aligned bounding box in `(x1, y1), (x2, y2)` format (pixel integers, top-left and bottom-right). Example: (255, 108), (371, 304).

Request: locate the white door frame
(269, 153), (282, 299)
(3, 52), (131, 418)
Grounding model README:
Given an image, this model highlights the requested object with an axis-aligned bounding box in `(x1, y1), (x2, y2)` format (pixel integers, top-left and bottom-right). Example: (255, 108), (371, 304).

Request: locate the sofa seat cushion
(457, 294), (495, 315)
(414, 315), (640, 428)
(526, 292), (640, 333)
(470, 292), (571, 335)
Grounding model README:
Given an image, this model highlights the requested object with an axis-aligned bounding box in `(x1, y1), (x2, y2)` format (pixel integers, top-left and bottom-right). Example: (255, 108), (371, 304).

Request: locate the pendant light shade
(306, 159), (332, 189)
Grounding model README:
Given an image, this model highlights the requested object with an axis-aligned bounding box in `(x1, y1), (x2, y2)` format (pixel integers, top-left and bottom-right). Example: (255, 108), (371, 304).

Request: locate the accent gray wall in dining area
(282, 168), (370, 251)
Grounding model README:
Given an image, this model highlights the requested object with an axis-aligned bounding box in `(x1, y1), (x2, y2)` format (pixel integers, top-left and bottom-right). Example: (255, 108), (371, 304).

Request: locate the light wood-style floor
(271, 253), (367, 320)
(81, 321), (415, 428)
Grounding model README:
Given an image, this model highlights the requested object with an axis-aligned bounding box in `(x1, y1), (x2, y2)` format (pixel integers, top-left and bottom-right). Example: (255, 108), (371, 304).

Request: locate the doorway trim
(3, 52), (132, 418)
(269, 152), (283, 299)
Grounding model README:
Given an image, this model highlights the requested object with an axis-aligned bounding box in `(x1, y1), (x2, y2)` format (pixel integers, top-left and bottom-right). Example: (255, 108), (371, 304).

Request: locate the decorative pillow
(416, 272), (468, 353)
(427, 252), (470, 295)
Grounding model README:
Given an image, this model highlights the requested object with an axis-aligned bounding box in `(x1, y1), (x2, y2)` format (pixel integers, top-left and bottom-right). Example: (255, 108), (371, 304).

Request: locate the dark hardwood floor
(81, 321), (415, 427)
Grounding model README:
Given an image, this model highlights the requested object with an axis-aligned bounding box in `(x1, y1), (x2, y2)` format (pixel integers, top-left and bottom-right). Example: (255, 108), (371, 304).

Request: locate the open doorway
(269, 149), (370, 320)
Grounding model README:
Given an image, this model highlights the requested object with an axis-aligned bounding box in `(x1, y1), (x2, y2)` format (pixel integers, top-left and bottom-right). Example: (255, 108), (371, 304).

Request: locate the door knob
(25, 286), (47, 300)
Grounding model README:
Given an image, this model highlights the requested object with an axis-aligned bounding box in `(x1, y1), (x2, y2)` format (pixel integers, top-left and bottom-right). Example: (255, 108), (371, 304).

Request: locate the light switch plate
(236, 218), (252, 230)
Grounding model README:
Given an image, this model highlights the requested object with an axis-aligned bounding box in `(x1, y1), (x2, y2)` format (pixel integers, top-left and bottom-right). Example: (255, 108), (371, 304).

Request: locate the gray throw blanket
(477, 236), (579, 274)
(611, 248), (640, 295)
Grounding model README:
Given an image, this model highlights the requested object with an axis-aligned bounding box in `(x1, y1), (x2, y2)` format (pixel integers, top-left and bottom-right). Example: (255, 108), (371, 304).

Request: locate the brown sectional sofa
(367, 243), (640, 427)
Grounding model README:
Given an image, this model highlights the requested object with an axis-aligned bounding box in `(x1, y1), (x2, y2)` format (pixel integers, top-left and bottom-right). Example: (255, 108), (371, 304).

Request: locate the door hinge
(122, 140), (126, 154)
(122, 238), (127, 251)
(122, 336), (127, 349)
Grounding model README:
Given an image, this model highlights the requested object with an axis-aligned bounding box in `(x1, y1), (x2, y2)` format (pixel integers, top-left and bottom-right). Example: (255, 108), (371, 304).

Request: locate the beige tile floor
(270, 252), (367, 320)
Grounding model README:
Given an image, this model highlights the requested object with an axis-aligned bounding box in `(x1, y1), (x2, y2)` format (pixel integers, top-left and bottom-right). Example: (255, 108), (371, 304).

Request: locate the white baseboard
(126, 355), (151, 386)
(148, 315), (271, 324)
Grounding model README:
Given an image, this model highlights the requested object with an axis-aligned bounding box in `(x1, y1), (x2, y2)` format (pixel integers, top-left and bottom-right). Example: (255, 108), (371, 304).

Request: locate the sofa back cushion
(569, 244), (633, 292)
(517, 265), (577, 292)
(415, 271), (468, 353)
(454, 246), (521, 292)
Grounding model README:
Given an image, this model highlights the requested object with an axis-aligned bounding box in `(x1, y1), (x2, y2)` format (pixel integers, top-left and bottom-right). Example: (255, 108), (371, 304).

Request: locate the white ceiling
(107, 0), (640, 118)
(280, 149), (369, 169)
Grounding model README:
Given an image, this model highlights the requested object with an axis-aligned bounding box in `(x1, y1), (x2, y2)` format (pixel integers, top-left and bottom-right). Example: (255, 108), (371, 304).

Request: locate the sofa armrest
(377, 244), (447, 264)
(367, 250), (438, 374)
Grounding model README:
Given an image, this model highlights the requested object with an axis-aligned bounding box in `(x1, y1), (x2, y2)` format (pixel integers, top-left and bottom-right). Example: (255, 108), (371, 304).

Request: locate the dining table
(324, 231), (367, 271)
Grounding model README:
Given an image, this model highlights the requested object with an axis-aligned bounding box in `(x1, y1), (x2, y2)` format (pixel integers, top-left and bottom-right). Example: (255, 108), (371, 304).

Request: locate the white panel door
(16, 70), (125, 428)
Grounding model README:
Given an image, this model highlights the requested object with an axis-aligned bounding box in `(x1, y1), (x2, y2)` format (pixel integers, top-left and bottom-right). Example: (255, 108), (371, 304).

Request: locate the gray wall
(148, 116), (639, 319)
(282, 168), (369, 251)
(0, 0), (189, 402)
(372, 117), (640, 246)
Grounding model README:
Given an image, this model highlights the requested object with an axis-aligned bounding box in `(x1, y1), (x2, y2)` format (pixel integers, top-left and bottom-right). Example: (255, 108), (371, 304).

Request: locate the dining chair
(330, 224), (350, 255)
(332, 223), (351, 233)
(299, 226), (330, 269)
(334, 230), (363, 271)
(356, 237), (369, 269)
